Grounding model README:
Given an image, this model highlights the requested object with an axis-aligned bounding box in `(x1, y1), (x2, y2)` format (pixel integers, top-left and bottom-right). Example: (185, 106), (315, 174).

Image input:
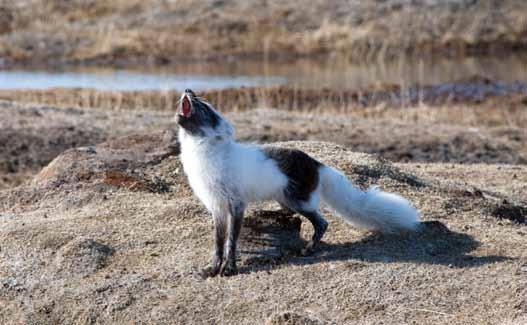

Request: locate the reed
(1, 0), (526, 66)
(1, 85), (525, 128)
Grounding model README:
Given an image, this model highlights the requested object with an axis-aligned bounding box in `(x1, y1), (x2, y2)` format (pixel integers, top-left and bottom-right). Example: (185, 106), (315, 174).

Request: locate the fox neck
(179, 126), (234, 154)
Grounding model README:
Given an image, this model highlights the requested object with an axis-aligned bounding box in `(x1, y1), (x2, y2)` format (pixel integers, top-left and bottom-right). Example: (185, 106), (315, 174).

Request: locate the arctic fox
(176, 89), (421, 277)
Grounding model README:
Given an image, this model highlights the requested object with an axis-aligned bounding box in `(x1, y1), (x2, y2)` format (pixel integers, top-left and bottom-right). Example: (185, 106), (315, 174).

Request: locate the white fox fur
(179, 136), (288, 215)
(178, 97), (420, 234)
(319, 166), (421, 233)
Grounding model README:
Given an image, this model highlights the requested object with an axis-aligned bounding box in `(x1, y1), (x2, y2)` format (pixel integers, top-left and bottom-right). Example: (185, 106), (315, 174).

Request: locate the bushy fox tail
(319, 166), (421, 233)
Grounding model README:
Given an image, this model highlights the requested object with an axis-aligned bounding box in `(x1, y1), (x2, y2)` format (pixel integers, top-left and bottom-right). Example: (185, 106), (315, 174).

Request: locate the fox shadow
(237, 210), (512, 275)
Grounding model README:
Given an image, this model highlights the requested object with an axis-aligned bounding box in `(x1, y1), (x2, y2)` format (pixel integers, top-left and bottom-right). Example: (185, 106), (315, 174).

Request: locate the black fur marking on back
(177, 92), (220, 136)
(262, 146), (322, 203)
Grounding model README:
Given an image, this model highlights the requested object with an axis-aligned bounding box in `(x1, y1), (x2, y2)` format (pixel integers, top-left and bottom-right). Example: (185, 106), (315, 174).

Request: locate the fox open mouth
(180, 95), (192, 117)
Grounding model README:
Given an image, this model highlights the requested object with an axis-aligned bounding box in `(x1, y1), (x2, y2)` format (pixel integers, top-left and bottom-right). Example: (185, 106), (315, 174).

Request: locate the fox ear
(181, 95), (192, 117)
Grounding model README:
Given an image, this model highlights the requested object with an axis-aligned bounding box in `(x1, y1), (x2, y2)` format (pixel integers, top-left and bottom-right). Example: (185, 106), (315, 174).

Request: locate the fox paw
(220, 263), (238, 277)
(200, 265), (221, 278)
(301, 240), (318, 256)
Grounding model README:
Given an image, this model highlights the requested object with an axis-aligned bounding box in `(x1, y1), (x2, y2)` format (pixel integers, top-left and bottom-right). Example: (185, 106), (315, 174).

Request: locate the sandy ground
(0, 98), (525, 324)
(0, 129), (526, 324)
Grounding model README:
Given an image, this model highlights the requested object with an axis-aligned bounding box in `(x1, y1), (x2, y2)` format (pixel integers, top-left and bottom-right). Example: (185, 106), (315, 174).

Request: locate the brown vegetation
(1, 77), (526, 125)
(1, 0), (526, 67)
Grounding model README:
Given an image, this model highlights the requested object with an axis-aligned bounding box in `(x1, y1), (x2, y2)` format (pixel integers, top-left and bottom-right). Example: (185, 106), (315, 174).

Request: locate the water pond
(1, 53), (526, 91)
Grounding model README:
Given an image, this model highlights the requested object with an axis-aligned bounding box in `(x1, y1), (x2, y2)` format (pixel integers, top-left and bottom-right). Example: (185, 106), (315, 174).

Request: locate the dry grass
(1, 81), (526, 128)
(0, 133), (526, 324)
(1, 0), (526, 66)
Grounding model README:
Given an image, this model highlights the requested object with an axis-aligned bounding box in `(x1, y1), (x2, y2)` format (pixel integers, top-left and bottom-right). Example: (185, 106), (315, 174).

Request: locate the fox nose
(184, 89), (196, 97)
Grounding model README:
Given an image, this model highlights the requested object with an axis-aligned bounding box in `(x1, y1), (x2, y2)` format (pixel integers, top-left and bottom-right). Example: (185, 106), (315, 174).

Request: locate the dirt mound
(0, 101), (181, 190)
(34, 131), (179, 190)
(0, 125), (107, 191)
(2, 130), (180, 212)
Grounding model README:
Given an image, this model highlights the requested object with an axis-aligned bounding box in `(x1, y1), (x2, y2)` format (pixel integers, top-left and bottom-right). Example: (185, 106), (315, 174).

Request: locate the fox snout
(179, 89), (196, 118)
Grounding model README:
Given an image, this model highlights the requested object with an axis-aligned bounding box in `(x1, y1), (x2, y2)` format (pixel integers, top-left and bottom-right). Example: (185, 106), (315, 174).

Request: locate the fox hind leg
(300, 210), (328, 244)
(297, 210), (328, 254)
(281, 196), (328, 255)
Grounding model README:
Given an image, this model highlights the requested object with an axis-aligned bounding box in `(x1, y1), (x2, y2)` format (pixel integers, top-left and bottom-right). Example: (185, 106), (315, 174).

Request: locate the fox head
(176, 89), (234, 140)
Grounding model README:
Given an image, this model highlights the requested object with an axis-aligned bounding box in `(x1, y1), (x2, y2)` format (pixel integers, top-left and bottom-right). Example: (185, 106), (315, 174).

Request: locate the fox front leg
(201, 213), (227, 278)
(221, 202), (245, 277)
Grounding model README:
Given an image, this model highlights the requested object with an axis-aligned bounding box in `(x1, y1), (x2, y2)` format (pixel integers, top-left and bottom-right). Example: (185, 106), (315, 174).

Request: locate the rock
(266, 311), (327, 325)
(55, 238), (113, 277)
(492, 202), (527, 224)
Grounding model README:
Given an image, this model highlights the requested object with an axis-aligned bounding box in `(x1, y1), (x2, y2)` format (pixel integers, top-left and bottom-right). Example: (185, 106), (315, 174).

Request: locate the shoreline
(1, 76), (526, 115)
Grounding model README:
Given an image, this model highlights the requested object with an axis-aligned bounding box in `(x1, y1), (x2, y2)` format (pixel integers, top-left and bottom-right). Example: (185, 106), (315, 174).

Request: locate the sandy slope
(0, 129), (526, 324)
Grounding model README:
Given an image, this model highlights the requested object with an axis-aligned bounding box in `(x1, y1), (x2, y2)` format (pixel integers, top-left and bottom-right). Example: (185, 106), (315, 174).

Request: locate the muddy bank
(1, 134), (525, 324)
(1, 1), (526, 67)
